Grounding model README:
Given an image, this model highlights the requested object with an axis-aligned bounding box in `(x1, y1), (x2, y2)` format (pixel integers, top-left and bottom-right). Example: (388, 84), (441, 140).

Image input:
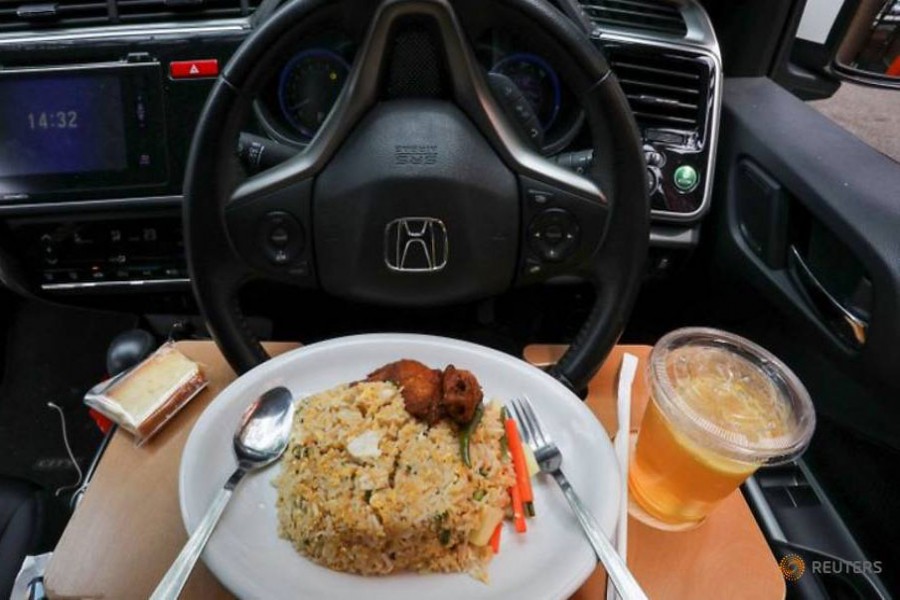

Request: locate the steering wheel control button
(527, 188), (553, 206)
(268, 227), (290, 247)
(519, 175), (608, 269)
(524, 257), (543, 276)
(528, 209), (580, 263)
(169, 59), (219, 79)
(259, 212), (305, 267)
(289, 261), (310, 277)
(673, 164), (699, 193)
(544, 224), (564, 242)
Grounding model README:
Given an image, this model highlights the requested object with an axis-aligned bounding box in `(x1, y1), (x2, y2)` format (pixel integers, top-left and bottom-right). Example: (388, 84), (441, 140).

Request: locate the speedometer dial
(278, 49), (350, 140)
(491, 53), (561, 130)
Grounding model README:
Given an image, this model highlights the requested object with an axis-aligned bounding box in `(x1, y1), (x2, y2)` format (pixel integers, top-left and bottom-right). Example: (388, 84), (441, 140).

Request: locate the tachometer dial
(278, 49), (350, 140)
(490, 53), (561, 130)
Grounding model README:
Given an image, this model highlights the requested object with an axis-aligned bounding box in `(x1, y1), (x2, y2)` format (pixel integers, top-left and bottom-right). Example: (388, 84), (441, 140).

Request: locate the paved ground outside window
(809, 82), (900, 163)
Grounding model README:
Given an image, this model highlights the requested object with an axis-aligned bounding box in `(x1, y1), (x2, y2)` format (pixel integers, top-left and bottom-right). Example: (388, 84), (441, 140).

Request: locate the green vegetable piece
(473, 489), (487, 501)
(459, 403), (486, 467)
(438, 528), (452, 546)
(499, 407), (510, 457)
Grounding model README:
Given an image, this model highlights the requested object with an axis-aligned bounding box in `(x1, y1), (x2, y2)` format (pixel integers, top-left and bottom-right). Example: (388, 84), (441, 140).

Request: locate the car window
(808, 83), (899, 163)
(797, 0), (900, 162)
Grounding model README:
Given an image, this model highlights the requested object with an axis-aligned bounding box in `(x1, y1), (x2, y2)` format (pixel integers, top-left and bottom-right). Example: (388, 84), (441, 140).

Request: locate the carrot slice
(505, 418), (534, 506)
(510, 483), (527, 533)
(489, 522), (502, 553)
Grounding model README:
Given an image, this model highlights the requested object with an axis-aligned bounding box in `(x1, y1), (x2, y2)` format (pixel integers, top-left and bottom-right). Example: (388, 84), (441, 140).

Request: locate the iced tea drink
(629, 329), (816, 528)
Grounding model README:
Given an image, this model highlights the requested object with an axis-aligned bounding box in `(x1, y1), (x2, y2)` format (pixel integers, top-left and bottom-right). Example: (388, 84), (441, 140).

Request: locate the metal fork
(509, 397), (648, 600)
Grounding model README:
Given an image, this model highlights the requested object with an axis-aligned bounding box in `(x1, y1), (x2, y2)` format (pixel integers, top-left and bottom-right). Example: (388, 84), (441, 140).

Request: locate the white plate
(180, 333), (619, 600)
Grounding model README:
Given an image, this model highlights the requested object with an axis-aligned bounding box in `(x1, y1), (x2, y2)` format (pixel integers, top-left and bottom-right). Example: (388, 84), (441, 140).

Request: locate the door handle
(789, 246), (868, 347)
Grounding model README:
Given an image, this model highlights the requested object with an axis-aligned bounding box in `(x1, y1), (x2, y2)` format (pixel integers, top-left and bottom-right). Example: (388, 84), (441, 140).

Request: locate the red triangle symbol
(189, 64), (200, 75)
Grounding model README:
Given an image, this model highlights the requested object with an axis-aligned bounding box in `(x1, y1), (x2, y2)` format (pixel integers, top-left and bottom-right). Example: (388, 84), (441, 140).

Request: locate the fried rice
(273, 380), (514, 581)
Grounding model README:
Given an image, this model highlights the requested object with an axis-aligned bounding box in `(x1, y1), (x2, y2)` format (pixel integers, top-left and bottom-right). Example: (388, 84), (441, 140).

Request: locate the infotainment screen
(0, 61), (168, 201)
(0, 74), (128, 177)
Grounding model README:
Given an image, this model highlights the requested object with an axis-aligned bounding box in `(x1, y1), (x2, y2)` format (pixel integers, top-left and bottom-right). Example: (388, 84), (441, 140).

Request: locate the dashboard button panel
(6, 217), (189, 292)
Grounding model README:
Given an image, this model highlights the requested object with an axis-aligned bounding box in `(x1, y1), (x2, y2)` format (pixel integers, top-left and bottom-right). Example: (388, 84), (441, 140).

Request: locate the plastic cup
(628, 328), (816, 529)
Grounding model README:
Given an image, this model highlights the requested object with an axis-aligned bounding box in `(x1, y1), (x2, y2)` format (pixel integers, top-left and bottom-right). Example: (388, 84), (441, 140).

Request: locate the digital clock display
(0, 74), (127, 178)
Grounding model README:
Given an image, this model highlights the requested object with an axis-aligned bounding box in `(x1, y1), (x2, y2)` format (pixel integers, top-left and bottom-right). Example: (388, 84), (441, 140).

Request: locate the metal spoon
(150, 386), (295, 600)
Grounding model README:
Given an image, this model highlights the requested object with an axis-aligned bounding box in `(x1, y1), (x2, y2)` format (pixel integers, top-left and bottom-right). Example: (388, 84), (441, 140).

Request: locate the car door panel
(712, 77), (900, 391)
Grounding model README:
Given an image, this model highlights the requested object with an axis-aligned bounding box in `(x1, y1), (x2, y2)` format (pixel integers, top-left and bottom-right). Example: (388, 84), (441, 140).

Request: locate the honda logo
(384, 217), (448, 272)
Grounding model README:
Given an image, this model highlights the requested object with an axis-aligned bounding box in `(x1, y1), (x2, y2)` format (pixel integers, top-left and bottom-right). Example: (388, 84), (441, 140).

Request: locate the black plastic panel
(3, 211), (186, 289)
(733, 159), (789, 269)
(745, 462), (891, 599)
(713, 77), (900, 388)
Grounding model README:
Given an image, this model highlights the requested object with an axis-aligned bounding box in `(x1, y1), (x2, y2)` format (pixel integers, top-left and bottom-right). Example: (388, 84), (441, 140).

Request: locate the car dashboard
(0, 0), (721, 297)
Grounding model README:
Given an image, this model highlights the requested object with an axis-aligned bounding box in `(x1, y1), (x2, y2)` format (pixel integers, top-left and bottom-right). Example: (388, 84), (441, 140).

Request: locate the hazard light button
(169, 59), (219, 79)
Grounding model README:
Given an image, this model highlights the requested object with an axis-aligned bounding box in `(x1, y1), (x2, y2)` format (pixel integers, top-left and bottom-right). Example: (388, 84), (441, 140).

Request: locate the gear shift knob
(106, 329), (156, 376)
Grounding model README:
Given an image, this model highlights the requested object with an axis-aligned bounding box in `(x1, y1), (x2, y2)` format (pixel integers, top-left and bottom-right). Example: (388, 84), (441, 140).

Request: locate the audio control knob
(644, 149), (664, 167)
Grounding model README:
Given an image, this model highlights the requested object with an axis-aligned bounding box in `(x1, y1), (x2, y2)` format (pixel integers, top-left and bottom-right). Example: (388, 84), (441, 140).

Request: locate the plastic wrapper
(84, 342), (207, 445)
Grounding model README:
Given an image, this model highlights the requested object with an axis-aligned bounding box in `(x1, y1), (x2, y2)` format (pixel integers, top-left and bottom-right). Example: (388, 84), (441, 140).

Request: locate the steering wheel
(184, 0), (649, 393)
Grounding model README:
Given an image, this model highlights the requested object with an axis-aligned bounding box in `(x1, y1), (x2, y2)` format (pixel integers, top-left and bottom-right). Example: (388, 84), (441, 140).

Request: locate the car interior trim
(0, 195), (182, 216)
(0, 19), (251, 46)
(648, 224), (700, 248)
(743, 474), (788, 542)
(789, 246), (869, 347)
(40, 277), (190, 291)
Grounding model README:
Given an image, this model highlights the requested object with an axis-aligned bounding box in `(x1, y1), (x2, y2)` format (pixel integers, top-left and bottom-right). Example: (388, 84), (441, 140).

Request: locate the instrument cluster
(475, 30), (585, 156)
(254, 29), (583, 156)
(254, 30), (357, 146)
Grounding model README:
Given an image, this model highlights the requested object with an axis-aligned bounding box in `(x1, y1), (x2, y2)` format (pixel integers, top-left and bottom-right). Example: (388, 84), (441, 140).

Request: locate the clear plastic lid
(648, 328), (816, 465)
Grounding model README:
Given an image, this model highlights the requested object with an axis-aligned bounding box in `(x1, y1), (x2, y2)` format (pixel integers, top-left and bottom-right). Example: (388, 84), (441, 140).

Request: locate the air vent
(578, 0), (687, 37)
(606, 46), (709, 133)
(0, 0), (258, 32)
(0, 0), (110, 32)
(116, 0), (258, 24)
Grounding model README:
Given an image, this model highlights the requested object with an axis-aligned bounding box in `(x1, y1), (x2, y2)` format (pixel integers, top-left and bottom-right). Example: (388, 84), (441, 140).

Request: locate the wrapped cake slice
(85, 343), (208, 444)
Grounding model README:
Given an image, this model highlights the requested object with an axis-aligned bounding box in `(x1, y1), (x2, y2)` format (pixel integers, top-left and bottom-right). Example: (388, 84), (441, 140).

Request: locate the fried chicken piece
(366, 359), (443, 424)
(441, 365), (484, 425)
